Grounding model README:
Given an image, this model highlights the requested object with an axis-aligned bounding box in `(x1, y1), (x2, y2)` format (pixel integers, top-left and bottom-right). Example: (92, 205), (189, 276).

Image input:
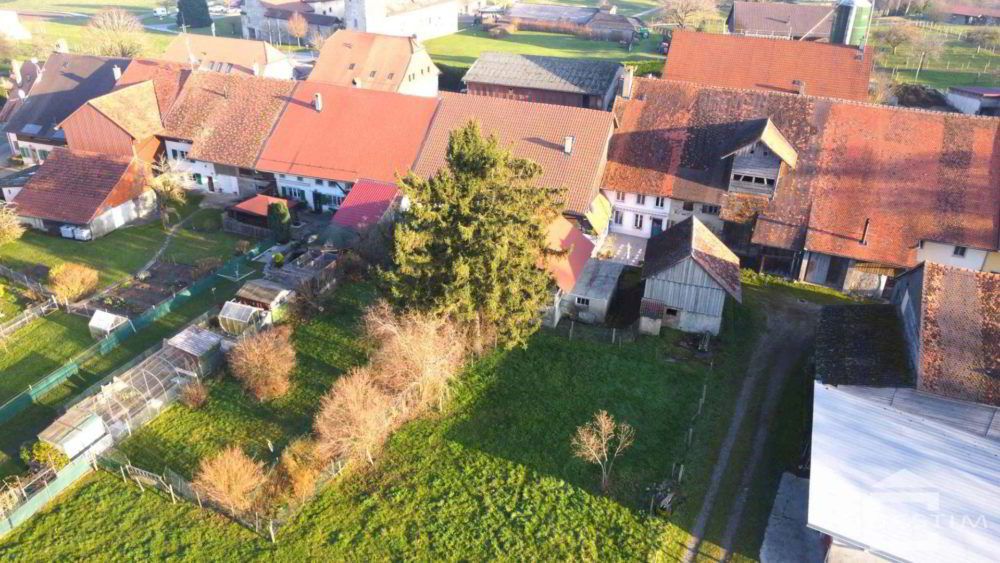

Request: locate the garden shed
(38, 410), (109, 459)
(235, 279), (293, 311)
(563, 259), (625, 324)
(218, 300), (265, 336)
(88, 309), (129, 339)
(165, 325), (224, 377)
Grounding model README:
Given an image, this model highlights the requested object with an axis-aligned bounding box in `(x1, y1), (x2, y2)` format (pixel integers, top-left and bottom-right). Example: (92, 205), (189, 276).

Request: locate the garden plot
(91, 263), (199, 318)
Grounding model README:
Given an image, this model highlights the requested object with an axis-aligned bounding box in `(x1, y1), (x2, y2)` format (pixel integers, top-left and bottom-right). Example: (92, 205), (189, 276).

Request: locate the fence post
(120, 465), (127, 483)
(133, 475), (145, 492)
(168, 484), (176, 504)
(196, 490), (203, 508)
(269, 520), (276, 543)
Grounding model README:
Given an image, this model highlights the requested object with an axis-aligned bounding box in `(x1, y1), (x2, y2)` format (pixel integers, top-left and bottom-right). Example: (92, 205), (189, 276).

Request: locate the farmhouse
(3, 52), (129, 165)
(603, 78), (999, 296)
(808, 294), (1000, 562)
(344, 0), (459, 41)
(412, 92), (616, 238)
(162, 34), (295, 79)
(256, 83), (439, 211)
(944, 3), (1000, 25)
(463, 52), (623, 110)
(663, 30), (874, 101)
(160, 72), (295, 196)
(243, 0), (342, 45)
(638, 217), (742, 336)
(0, 59), (42, 129)
(726, 1), (835, 41)
(12, 148), (155, 239)
(59, 81), (163, 162)
(307, 30), (440, 97)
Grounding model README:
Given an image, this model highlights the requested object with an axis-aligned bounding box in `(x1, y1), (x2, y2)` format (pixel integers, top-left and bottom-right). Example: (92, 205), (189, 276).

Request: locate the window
(682, 202), (694, 212)
(348, 63), (356, 69)
(297, 176), (304, 182)
(665, 308), (679, 317)
(701, 204), (720, 215)
(575, 297), (590, 307)
(314, 178), (323, 185)
(369, 71), (376, 78)
(953, 246), (967, 257)
(766, 178), (776, 186)
(633, 214), (644, 229)
(282, 186), (306, 201)
(635, 194), (646, 205)
(170, 149), (178, 160)
(332, 195), (346, 207)
(654, 196), (665, 208)
(615, 191), (625, 202)
(388, 73), (394, 79)
(38, 150), (49, 161)
(612, 210), (623, 225)
(19, 147), (30, 159)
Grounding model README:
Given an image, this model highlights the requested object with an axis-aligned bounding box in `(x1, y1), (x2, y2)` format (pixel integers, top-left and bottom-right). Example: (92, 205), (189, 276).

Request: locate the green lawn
(0, 280), (28, 320)
(163, 209), (247, 266)
(9, 18), (173, 62)
(871, 19), (1000, 88)
(0, 277), (765, 559)
(0, 312), (92, 404)
(0, 0), (160, 15)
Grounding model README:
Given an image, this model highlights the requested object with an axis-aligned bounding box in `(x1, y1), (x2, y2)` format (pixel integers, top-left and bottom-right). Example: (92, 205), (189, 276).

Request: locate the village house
(944, 3), (1000, 25)
(543, 216), (597, 326)
(256, 82), (439, 211)
(242, 0), (342, 45)
(161, 34), (295, 79)
(0, 59), (43, 131)
(946, 86), (1000, 116)
(506, 3), (642, 42)
(306, 30), (440, 97)
(12, 148), (155, 239)
(160, 72), (295, 196)
(344, 0), (459, 41)
(412, 92), (616, 240)
(638, 217), (742, 336)
(603, 78), (999, 296)
(59, 81), (163, 162)
(726, 1), (836, 41)
(807, 276), (999, 562)
(663, 30), (874, 101)
(462, 52), (623, 110)
(3, 52), (129, 165)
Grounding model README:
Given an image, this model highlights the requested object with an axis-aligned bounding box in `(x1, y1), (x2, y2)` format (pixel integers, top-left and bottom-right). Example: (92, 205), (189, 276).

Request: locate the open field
(0, 280), (28, 320)
(871, 19), (1000, 89)
(0, 312), (91, 404)
(0, 0), (160, 16)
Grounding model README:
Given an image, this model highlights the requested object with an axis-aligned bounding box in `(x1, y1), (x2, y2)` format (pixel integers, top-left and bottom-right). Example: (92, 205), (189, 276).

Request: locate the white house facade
(344, 0), (458, 41)
(915, 240), (992, 272)
(602, 189), (724, 239)
(275, 173), (352, 212)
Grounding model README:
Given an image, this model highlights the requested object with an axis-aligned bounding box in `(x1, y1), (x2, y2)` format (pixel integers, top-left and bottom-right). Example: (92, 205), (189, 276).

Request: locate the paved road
(680, 292), (819, 563)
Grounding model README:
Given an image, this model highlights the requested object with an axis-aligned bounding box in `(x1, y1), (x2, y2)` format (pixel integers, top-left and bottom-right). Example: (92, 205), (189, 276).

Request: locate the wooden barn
(638, 217), (742, 336)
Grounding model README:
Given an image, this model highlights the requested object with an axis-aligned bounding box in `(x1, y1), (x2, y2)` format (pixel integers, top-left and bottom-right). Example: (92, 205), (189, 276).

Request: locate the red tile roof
(162, 35), (289, 75)
(947, 4), (1000, 18)
(412, 92), (615, 215)
(161, 72), (295, 169)
(13, 148), (148, 224)
(915, 262), (999, 406)
(605, 78), (1000, 268)
(330, 179), (399, 230)
(115, 58), (191, 118)
(231, 194), (290, 217)
(663, 31), (874, 101)
(308, 30), (435, 92)
(80, 81), (163, 140)
(256, 82), (439, 182)
(545, 216), (595, 293)
(643, 216), (742, 302)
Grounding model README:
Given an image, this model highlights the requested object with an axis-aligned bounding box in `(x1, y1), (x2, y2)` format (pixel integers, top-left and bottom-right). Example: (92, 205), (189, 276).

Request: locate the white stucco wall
(346, 0), (458, 41)
(276, 173), (351, 211)
(602, 189), (724, 239)
(165, 140), (241, 195)
(916, 240), (988, 271)
(12, 137), (58, 165)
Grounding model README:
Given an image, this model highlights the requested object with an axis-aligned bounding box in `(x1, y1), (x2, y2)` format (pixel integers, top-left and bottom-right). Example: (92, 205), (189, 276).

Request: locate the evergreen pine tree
(177, 0), (211, 29)
(268, 202), (292, 243)
(388, 121), (561, 349)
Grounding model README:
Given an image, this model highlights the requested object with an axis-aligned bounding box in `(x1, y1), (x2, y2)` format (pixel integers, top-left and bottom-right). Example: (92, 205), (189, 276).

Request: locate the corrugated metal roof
(166, 325), (222, 358)
(463, 52), (621, 96)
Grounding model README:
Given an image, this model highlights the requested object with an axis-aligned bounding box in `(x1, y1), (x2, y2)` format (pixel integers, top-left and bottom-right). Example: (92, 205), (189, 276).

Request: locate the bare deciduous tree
(48, 263), (99, 302)
(277, 437), (320, 503)
(148, 157), (189, 228)
(872, 25), (918, 54)
(314, 367), (395, 465)
(660, 0), (716, 29)
(287, 12), (308, 47)
(88, 8), (146, 57)
(572, 410), (635, 493)
(0, 202), (25, 246)
(869, 70), (897, 104)
(228, 325), (297, 401)
(193, 446), (266, 514)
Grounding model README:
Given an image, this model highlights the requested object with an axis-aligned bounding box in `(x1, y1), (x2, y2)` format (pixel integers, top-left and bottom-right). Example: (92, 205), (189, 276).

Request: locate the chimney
(619, 66), (634, 99)
(252, 63), (260, 76)
(792, 79), (806, 95)
(860, 218), (870, 245)
(563, 136), (574, 155)
(313, 92), (323, 112)
(112, 65), (122, 81)
(54, 38), (69, 53)
(11, 60), (22, 85)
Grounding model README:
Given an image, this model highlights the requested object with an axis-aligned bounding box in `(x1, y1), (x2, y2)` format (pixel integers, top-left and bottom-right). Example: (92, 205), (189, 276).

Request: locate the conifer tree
(388, 121), (560, 348)
(177, 0), (211, 29)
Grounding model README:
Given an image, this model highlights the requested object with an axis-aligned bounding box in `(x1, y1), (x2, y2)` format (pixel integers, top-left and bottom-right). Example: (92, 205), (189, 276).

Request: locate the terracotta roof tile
(413, 92), (615, 215)
(605, 78), (1000, 267)
(308, 30), (434, 92)
(330, 179), (399, 230)
(256, 82), (439, 182)
(162, 35), (289, 75)
(115, 58), (192, 117)
(232, 194), (290, 217)
(918, 263), (999, 406)
(13, 147), (147, 224)
(663, 31), (874, 101)
(545, 216), (595, 293)
(162, 72), (295, 169)
(642, 216), (742, 301)
(82, 81), (162, 140)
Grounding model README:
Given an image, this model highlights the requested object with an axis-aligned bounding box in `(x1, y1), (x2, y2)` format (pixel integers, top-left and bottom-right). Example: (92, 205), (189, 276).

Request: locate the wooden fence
(0, 297), (59, 346)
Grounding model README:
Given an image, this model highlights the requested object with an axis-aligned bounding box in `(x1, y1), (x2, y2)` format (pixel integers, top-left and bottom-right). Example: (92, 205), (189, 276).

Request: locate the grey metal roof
(0, 165), (40, 189)
(569, 259), (624, 300)
(463, 52), (621, 96)
(728, 1), (834, 39)
(508, 3), (597, 24)
(235, 278), (291, 307)
(167, 325), (222, 358)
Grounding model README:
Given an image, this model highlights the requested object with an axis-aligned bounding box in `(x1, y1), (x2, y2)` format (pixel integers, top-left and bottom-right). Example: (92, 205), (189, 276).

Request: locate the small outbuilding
(88, 309), (129, 339)
(235, 279), (293, 313)
(165, 325), (224, 377)
(639, 217), (742, 336)
(218, 300), (265, 336)
(38, 410), (108, 460)
(564, 259), (625, 324)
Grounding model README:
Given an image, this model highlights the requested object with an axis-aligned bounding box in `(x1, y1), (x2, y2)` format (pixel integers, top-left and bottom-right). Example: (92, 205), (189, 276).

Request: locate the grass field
(0, 312), (91, 404)
(871, 19), (1000, 88)
(0, 280), (27, 320)
(0, 0), (160, 15)
(163, 209), (247, 266)
(0, 275), (768, 559)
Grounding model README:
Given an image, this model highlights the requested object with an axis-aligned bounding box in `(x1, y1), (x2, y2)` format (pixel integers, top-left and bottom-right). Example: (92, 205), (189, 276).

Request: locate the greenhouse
(218, 300), (264, 336)
(88, 310), (129, 339)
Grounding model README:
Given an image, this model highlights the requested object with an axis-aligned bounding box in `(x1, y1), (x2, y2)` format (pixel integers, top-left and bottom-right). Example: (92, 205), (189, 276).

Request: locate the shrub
(228, 326), (297, 401)
(19, 441), (69, 471)
(314, 367), (395, 465)
(0, 202), (25, 246)
(193, 446), (266, 514)
(277, 437), (321, 503)
(48, 263), (99, 302)
(193, 257), (223, 278)
(273, 252), (285, 268)
(180, 380), (208, 409)
(235, 240), (252, 255)
(334, 251), (365, 282)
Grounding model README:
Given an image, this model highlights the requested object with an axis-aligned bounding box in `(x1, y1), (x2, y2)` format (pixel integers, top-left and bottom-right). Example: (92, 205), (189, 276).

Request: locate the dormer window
(722, 119), (797, 199)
